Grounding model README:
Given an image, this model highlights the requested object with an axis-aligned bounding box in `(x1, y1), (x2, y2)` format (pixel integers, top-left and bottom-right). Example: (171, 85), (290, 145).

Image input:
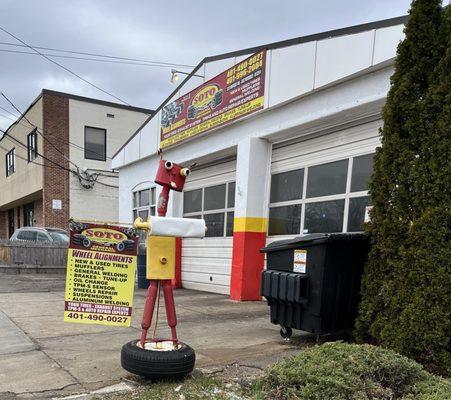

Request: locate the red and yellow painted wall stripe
(230, 217), (267, 301)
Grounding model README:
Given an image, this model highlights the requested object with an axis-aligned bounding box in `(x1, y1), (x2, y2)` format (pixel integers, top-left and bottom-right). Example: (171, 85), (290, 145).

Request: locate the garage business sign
(64, 221), (138, 327)
(160, 50), (266, 148)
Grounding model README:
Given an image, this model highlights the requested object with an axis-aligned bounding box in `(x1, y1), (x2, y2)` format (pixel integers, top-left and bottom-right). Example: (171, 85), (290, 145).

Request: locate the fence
(0, 240), (67, 267)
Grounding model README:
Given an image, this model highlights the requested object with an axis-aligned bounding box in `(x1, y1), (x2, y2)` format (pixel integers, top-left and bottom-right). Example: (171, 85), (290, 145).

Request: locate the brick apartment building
(0, 89), (152, 238)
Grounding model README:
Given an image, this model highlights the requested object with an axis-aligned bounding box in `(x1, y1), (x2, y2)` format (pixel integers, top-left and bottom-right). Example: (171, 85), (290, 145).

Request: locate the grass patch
(248, 342), (450, 400)
(100, 376), (247, 400)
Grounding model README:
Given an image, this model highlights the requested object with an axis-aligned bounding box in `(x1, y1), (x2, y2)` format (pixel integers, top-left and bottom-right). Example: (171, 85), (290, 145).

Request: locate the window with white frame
(132, 188), (156, 221)
(5, 148), (15, 177)
(183, 182), (235, 237)
(268, 153), (374, 235)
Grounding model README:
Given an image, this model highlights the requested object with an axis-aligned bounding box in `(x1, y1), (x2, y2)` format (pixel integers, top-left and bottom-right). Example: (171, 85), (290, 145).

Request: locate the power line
(0, 91), (112, 162)
(0, 41), (195, 68)
(0, 143), (68, 171)
(0, 25), (131, 105)
(1, 129), (73, 173)
(0, 49), (194, 69)
(1, 128), (117, 188)
(0, 91), (79, 169)
(0, 92), (119, 184)
(0, 111), (16, 121)
(0, 104), (18, 118)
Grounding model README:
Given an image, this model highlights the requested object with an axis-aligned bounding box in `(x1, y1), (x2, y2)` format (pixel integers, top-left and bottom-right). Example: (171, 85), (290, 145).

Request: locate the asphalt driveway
(0, 273), (306, 399)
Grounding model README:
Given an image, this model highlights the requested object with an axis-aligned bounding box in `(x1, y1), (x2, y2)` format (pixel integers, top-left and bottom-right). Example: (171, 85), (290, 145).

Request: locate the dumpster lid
(260, 232), (368, 253)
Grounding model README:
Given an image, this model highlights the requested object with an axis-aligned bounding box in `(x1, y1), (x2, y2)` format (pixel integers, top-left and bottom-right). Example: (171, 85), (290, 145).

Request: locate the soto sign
(160, 50), (266, 148)
(64, 221), (139, 327)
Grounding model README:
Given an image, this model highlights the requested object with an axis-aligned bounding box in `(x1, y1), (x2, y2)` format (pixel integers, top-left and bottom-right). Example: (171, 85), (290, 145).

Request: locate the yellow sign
(64, 222), (138, 327)
(160, 50), (266, 148)
(160, 97), (264, 148)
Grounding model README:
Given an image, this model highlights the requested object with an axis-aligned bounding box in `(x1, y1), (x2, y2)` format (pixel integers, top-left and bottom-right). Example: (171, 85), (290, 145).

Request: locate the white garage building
(112, 16), (407, 300)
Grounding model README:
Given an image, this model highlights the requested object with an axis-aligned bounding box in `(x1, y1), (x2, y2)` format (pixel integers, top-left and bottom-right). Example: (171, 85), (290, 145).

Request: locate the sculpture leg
(140, 280), (158, 347)
(162, 280), (178, 343)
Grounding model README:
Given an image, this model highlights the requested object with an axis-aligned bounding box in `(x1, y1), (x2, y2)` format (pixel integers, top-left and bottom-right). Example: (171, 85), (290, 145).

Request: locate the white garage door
(181, 159), (236, 294)
(268, 119), (382, 240)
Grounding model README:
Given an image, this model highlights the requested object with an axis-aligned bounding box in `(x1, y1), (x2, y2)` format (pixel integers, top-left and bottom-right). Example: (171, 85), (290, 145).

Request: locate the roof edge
(112, 15), (407, 160)
(41, 89), (154, 114)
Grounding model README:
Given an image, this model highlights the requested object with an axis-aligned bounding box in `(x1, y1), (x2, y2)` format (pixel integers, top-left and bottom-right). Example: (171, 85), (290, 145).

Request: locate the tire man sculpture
(121, 159), (206, 379)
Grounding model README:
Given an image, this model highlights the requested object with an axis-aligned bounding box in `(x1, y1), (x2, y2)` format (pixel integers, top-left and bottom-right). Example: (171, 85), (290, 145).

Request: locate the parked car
(10, 227), (69, 245)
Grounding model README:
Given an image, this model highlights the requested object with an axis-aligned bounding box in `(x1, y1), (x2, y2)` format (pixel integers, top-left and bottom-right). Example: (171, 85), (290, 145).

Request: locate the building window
(183, 182), (235, 237)
(27, 130), (38, 162)
(132, 188), (156, 221)
(268, 153), (374, 235)
(23, 202), (34, 227)
(5, 148), (15, 176)
(84, 126), (106, 161)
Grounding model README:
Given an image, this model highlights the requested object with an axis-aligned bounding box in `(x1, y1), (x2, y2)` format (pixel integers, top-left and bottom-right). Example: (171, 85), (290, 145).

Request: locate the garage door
(268, 119), (382, 240)
(181, 159), (236, 294)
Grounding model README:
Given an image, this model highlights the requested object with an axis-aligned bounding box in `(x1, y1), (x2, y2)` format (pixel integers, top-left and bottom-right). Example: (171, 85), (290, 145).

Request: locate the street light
(170, 69), (204, 84)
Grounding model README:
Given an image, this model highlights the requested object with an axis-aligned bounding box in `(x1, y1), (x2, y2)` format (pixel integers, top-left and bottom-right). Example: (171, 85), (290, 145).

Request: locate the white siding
(182, 160), (236, 294)
(268, 42), (316, 107)
(373, 25), (404, 64)
(204, 59), (235, 81)
(314, 30), (375, 88)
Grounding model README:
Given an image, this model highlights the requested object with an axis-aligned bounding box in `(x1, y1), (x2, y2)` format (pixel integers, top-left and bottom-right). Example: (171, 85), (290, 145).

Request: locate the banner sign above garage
(160, 49), (266, 148)
(63, 221), (138, 327)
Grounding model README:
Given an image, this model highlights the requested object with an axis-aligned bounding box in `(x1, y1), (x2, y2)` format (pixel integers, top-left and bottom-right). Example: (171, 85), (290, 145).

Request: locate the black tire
(82, 238), (91, 248)
(280, 326), (293, 339)
(211, 90), (223, 109)
(187, 105), (197, 119)
(121, 340), (195, 379)
(116, 242), (126, 252)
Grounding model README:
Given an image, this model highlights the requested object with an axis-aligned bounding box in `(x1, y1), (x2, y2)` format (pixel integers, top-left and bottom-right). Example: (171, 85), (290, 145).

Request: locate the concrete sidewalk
(0, 274), (306, 399)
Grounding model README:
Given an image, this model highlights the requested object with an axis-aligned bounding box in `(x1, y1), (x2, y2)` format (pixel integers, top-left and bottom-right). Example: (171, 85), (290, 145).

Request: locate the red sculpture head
(154, 159), (189, 192)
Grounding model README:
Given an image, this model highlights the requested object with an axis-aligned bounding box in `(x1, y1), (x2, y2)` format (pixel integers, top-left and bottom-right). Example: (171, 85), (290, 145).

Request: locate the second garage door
(181, 159), (236, 294)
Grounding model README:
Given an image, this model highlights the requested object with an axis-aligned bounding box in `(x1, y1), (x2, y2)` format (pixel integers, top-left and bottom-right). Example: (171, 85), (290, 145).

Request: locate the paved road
(0, 273), (307, 399)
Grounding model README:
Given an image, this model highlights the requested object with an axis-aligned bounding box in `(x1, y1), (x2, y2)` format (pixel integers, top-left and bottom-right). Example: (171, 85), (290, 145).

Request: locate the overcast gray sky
(0, 0), (412, 130)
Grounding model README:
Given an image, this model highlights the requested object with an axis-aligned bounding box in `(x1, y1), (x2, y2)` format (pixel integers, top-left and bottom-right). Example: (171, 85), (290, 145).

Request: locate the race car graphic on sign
(160, 50), (266, 148)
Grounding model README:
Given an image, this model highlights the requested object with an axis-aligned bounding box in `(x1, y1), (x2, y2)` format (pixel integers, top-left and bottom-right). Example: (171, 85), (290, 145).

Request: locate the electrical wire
(0, 92), (120, 186)
(1, 131), (119, 188)
(0, 143), (69, 170)
(0, 111), (16, 121)
(0, 90), (111, 163)
(0, 91), (79, 169)
(1, 129), (74, 173)
(0, 104), (18, 118)
(0, 25), (131, 105)
(0, 49), (193, 69)
(0, 41), (195, 68)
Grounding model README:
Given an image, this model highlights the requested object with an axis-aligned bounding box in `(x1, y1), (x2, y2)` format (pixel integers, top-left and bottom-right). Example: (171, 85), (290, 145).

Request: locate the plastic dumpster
(260, 233), (370, 339)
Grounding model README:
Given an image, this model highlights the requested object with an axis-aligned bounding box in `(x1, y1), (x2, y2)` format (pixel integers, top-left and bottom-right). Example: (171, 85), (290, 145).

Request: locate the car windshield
(48, 231), (69, 244)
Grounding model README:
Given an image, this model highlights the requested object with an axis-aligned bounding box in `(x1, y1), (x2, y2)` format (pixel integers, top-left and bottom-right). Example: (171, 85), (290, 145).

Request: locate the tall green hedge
(355, 0), (450, 375)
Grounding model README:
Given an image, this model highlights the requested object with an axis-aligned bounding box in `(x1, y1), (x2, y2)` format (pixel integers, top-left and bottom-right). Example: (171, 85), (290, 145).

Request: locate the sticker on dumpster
(293, 249), (307, 273)
(63, 221), (139, 327)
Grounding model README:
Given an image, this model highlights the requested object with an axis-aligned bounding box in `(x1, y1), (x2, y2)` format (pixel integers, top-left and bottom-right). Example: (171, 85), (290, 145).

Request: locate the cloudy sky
(0, 0), (412, 130)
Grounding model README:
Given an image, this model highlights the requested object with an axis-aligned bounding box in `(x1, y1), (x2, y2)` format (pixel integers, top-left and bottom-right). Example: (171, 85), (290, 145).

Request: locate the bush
(355, 0), (450, 375)
(251, 343), (450, 400)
